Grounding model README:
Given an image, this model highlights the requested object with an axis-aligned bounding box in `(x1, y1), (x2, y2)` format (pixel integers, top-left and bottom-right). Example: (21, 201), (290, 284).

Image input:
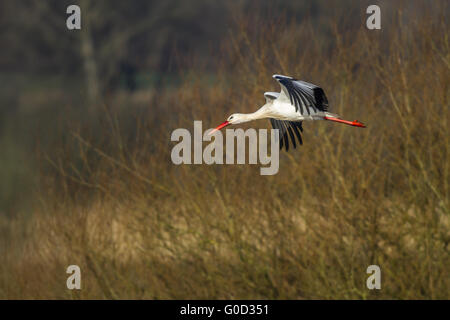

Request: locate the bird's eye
(229, 116), (234, 120)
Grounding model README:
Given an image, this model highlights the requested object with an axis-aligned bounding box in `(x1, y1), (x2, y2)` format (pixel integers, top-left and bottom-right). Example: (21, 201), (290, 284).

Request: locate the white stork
(211, 74), (366, 151)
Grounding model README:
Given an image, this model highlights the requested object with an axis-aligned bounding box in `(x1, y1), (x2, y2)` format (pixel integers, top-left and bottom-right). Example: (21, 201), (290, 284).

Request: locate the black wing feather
(280, 121), (289, 152)
(287, 126), (296, 149)
(290, 123), (303, 145)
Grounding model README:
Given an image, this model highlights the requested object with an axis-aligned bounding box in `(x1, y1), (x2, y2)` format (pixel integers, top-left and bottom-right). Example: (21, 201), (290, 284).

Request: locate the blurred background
(0, 0), (448, 299)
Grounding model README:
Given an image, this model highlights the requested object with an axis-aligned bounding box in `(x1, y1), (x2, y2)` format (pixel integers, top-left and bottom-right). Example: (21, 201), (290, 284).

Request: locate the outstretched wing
(273, 74), (329, 115)
(269, 119), (303, 152)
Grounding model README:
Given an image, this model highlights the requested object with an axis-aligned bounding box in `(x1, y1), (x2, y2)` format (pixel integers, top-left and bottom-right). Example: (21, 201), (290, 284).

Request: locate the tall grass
(1, 4), (449, 299)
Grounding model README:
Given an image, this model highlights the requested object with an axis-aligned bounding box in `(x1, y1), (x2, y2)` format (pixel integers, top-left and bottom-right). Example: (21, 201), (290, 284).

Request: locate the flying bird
(210, 74), (366, 151)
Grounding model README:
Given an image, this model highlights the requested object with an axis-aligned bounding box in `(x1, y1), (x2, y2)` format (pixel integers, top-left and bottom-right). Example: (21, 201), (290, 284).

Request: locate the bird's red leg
(323, 116), (366, 128)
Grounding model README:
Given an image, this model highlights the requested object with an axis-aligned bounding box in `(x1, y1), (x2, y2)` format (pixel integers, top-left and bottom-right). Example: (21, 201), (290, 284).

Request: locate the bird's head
(209, 113), (248, 135)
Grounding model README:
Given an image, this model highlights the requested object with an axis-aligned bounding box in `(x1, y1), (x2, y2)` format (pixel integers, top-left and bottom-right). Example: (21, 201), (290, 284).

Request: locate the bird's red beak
(209, 120), (230, 135)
